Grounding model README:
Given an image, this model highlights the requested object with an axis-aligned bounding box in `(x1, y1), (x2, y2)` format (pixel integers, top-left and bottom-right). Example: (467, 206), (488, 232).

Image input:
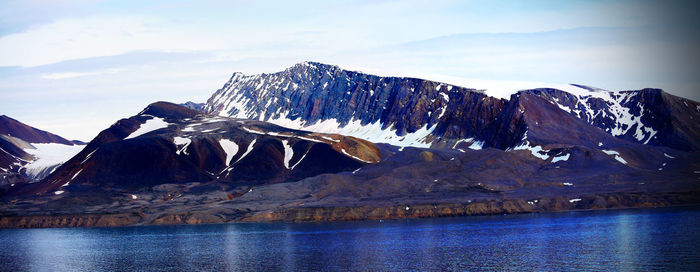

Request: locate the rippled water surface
(1, 207), (699, 271)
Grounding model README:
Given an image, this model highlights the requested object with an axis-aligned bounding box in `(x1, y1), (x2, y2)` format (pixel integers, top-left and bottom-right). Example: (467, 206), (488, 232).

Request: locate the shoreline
(2, 191), (698, 229)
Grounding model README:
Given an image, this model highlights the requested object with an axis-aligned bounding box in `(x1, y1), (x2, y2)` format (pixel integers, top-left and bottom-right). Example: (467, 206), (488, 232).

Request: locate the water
(1, 207), (699, 271)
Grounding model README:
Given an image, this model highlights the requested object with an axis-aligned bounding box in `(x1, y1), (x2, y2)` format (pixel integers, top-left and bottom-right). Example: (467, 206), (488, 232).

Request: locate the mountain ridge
(204, 62), (700, 152)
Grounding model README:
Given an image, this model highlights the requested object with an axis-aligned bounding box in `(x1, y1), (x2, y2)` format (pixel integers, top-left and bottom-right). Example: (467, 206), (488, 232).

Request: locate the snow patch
(468, 141), (484, 150)
(437, 106), (447, 119)
(556, 103), (572, 113)
(602, 149), (627, 164)
(23, 143), (84, 180)
(512, 141), (550, 160)
(266, 114), (437, 148)
(551, 153), (570, 163)
(281, 140), (293, 169)
(296, 136), (324, 143)
(70, 169), (82, 181)
(81, 149), (97, 164)
(291, 149), (310, 169)
(234, 139), (257, 164)
(452, 138), (474, 149)
(125, 117), (169, 139)
(341, 148), (374, 163)
(319, 135), (340, 142)
(218, 139), (239, 166)
(173, 137), (192, 155)
(242, 127), (267, 135)
(439, 92), (449, 103)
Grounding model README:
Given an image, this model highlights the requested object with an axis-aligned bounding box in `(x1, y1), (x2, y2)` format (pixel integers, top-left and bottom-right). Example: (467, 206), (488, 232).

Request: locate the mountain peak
(297, 61), (333, 67)
(286, 61), (339, 73)
(140, 101), (200, 120)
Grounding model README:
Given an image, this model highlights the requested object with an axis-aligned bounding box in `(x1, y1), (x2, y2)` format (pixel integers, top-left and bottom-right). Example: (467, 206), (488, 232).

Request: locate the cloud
(41, 68), (126, 80)
(319, 26), (700, 100)
(0, 15), (225, 67)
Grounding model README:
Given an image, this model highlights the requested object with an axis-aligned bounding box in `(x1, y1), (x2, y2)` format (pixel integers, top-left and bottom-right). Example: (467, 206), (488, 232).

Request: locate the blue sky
(1, 0), (698, 140)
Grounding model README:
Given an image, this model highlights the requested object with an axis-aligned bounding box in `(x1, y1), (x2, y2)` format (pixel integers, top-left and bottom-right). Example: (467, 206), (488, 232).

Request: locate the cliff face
(204, 62), (700, 152)
(204, 62), (509, 148)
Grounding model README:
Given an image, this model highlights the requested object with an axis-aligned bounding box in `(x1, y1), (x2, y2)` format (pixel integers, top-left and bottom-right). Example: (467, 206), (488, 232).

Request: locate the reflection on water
(1, 207), (699, 271)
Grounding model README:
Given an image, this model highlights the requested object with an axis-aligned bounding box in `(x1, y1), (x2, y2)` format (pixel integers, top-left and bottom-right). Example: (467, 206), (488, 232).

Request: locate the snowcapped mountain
(14, 102), (381, 196)
(204, 62), (700, 153)
(0, 115), (84, 186)
(2, 62), (699, 227)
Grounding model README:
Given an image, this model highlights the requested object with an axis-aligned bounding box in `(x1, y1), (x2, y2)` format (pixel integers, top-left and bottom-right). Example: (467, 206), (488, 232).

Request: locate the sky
(0, 0), (699, 141)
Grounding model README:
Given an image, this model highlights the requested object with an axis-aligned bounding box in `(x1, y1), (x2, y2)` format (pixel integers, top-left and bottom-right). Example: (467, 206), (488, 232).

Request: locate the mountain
(204, 62), (700, 152)
(1, 63), (698, 228)
(0, 116), (84, 186)
(524, 86), (700, 152)
(10, 102), (380, 196)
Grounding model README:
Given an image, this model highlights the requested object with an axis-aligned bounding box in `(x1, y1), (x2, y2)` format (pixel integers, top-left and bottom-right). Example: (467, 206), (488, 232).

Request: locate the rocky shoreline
(2, 191), (698, 229)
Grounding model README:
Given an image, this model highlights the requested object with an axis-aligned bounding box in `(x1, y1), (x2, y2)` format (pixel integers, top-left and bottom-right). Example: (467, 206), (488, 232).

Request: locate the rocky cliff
(204, 62), (700, 152)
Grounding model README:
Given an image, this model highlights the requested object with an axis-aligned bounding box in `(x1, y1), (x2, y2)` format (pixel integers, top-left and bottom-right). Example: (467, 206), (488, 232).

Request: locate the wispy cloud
(41, 68), (126, 80)
(0, 15), (225, 67)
